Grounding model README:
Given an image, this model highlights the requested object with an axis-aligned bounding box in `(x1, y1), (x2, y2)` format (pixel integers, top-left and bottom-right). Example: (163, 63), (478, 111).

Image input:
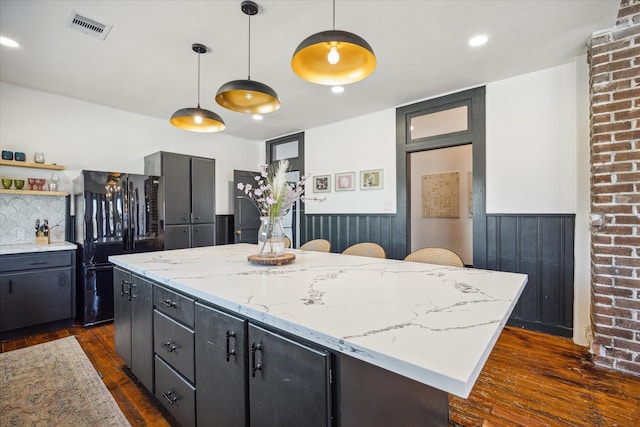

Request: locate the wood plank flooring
(2, 324), (639, 426)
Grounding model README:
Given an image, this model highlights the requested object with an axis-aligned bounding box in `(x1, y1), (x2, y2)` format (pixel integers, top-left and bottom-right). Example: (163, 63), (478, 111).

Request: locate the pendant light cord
(332, 0), (335, 30)
(247, 12), (252, 80)
(196, 51), (201, 108)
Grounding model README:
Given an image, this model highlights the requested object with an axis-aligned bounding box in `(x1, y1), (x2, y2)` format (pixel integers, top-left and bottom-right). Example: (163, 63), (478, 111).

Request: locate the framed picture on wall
(360, 169), (383, 190)
(335, 172), (355, 191)
(313, 175), (331, 193)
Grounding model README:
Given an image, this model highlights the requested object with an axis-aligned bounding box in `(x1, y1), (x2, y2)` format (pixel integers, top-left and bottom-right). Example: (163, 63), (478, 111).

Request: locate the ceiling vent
(67, 11), (112, 40)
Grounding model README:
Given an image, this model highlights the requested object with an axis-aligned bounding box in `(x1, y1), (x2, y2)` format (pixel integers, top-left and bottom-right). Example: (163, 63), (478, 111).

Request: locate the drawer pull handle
(226, 331), (237, 361)
(162, 391), (177, 405)
(161, 299), (176, 308)
(28, 261), (49, 265)
(161, 341), (177, 352)
(251, 342), (263, 377)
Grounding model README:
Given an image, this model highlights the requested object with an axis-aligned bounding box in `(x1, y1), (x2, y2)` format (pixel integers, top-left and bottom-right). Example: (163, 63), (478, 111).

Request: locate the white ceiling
(0, 0), (618, 141)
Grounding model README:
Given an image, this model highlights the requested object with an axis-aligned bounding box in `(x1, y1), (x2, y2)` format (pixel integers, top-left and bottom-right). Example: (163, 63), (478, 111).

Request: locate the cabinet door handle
(161, 341), (177, 352)
(120, 280), (130, 297)
(162, 390), (177, 405)
(128, 282), (133, 302)
(8, 279), (13, 293)
(226, 331), (237, 361)
(161, 299), (176, 308)
(251, 342), (263, 377)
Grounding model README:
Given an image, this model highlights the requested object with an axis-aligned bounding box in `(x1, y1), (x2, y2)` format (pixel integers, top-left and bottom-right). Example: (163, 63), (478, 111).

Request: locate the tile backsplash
(0, 194), (67, 244)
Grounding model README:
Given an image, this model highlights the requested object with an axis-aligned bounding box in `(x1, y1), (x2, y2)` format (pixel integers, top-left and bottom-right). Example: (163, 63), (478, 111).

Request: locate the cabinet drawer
(154, 285), (194, 327)
(0, 251), (73, 273)
(154, 310), (195, 383)
(155, 355), (196, 427)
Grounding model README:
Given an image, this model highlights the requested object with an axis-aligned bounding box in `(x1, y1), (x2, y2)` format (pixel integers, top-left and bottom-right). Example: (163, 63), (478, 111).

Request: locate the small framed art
(360, 169), (383, 190)
(335, 172), (355, 191)
(313, 175), (331, 193)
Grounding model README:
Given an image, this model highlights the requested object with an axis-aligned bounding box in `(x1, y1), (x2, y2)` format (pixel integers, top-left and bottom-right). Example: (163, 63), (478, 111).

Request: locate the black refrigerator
(73, 170), (162, 326)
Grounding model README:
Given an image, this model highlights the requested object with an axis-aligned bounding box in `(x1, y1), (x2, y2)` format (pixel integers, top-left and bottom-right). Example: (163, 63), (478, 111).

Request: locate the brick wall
(588, 0), (640, 376)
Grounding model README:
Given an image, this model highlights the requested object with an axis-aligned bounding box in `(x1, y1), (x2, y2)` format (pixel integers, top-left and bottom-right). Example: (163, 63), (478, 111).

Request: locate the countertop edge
(0, 242), (78, 255)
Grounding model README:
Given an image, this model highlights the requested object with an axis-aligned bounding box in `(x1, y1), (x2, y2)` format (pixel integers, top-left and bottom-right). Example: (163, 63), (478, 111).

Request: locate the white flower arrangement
(236, 160), (306, 220)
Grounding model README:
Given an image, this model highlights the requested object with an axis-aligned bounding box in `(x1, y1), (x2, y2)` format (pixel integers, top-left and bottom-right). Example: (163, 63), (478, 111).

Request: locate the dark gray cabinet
(113, 267), (154, 391)
(195, 303), (331, 427)
(195, 302), (248, 427)
(248, 324), (331, 427)
(153, 284), (196, 427)
(145, 151), (216, 250)
(0, 250), (75, 337)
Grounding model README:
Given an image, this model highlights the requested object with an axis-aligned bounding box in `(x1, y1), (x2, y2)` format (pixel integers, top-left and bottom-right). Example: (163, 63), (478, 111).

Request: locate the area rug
(0, 336), (130, 426)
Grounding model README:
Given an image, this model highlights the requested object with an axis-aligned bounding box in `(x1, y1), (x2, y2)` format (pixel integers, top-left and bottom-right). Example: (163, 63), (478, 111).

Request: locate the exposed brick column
(588, 0), (640, 376)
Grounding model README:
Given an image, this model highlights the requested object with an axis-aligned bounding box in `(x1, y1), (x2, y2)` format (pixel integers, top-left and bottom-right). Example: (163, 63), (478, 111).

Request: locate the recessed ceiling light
(469, 34), (488, 47)
(0, 36), (20, 48)
(331, 86), (344, 94)
(252, 114), (263, 121)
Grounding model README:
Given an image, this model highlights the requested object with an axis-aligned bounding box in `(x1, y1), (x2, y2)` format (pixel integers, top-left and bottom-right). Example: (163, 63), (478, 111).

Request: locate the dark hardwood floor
(2, 324), (639, 426)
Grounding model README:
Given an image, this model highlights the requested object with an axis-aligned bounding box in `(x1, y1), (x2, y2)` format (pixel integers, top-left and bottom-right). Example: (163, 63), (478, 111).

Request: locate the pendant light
(170, 43), (226, 132)
(291, 0), (376, 85)
(215, 1), (281, 114)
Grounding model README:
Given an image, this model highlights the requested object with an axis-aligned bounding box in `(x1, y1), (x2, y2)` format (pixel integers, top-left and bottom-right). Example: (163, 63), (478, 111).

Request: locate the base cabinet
(113, 267), (154, 391)
(248, 324), (331, 427)
(195, 302), (248, 427)
(0, 251), (75, 337)
(195, 303), (331, 427)
(114, 269), (333, 427)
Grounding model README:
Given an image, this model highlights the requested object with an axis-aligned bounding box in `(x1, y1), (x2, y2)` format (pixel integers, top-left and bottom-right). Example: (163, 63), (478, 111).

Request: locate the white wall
(0, 82), (262, 214)
(486, 63), (577, 213)
(305, 109), (396, 214)
(409, 145), (473, 265)
(301, 61), (589, 345)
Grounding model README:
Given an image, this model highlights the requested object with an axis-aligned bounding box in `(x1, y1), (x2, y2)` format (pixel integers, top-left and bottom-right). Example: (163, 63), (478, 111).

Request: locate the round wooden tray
(248, 252), (296, 266)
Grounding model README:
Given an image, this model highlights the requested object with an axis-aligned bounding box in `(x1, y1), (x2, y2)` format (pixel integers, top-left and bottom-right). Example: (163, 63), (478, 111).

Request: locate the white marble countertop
(0, 241), (77, 255)
(110, 244), (527, 398)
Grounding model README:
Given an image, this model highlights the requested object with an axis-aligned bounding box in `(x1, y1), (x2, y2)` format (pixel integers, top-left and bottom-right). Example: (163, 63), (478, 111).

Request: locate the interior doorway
(393, 87), (486, 265)
(409, 144), (473, 265)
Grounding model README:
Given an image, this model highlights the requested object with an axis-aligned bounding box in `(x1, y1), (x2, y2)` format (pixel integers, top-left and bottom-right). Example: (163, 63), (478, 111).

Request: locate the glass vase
(258, 216), (286, 257)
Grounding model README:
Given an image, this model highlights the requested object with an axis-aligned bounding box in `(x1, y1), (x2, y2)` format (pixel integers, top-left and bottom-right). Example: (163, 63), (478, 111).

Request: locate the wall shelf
(0, 159), (65, 170)
(0, 189), (68, 196)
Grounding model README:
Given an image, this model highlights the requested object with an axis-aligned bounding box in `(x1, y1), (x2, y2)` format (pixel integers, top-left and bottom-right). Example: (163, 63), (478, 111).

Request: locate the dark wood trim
(266, 132), (306, 245)
(395, 86), (486, 264)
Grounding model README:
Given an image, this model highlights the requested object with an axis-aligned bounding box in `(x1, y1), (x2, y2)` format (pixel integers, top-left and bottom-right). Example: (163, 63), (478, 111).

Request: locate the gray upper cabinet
(191, 157), (215, 224)
(145, 151), (216, 249)
(163, 153), (191, 225)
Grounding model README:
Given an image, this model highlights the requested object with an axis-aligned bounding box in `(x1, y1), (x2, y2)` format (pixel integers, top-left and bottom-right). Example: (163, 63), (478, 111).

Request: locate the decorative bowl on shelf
(34, 178), (46, 190)
(2, 178), (13, 189)
(28, 177), (36, 190)
(14, 152), (26, 161)
(34, 152), (45, 164)
(14, 179), (25, 189)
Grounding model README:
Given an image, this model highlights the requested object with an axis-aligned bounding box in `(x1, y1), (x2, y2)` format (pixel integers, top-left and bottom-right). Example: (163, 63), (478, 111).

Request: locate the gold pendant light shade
(216, 1), (281, 114)
(170, 107), (225, 132)
(170, 43), (225, 133)
(216, 79), (281, 114)
(292, 30), (376, 85)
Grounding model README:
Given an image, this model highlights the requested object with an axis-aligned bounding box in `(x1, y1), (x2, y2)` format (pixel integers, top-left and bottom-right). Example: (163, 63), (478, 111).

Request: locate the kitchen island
(110, 244), (527, 426)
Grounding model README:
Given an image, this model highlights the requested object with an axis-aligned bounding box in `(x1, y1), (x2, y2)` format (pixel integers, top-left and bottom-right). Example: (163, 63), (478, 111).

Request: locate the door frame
(394, 86), (487, 266)
(266, 132), (306, 247)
